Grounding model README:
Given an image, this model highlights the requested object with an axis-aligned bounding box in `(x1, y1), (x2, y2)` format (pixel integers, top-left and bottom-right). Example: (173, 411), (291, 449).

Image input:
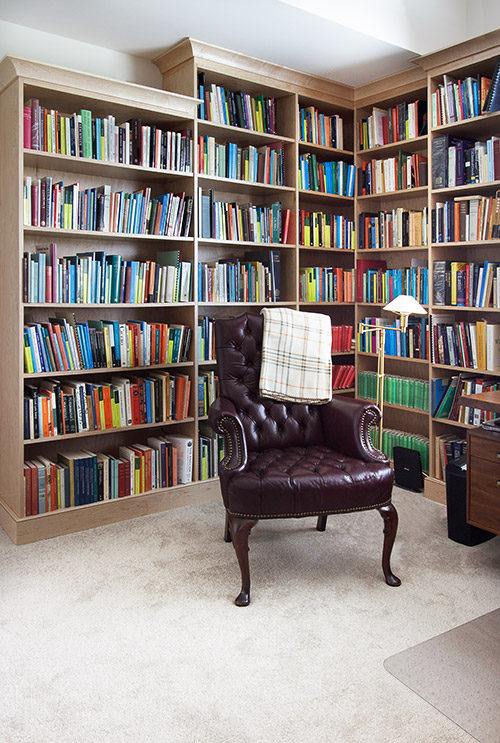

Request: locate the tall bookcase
(0, 57), (221, 544)
(3, 31), (500, 543)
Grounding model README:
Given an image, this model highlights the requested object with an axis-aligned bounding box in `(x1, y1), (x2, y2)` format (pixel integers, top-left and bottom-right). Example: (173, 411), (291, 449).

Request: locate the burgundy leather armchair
(209, 313), (400, 605)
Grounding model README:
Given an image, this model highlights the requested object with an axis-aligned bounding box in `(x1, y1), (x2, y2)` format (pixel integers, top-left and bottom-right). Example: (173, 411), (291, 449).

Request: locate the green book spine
(79, 109), (93, 159)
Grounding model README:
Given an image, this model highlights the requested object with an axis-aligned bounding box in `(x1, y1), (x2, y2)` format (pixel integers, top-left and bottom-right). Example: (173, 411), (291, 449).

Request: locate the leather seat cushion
(222, 445), (393, 518)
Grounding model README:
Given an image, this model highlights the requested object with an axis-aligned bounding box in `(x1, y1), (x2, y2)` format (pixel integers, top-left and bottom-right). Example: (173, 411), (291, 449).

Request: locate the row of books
(298, 210), (355, 250)
(332, 365), (355, 390)
(24, 317), (192, 374)
(430, 315), (500, 371)
(358, 262), (429, 305)
(299, 267), (355, 303)
(197, 74), (277, 134)
(198, 190), (289, 243)
(24, 372), (191, 440)
(24, 247), (192, 304)
(298, 155), (355, 196)
(198, 370), (219, 416)
(357, 371), (429, 411)
(434, 434), (466, 481)
(331, 325), (354, 353)
(370, 428), (430, 473)
(23, 177), (193, 237)
(358, 100), (427, 150)
(358, 317), (429, 360)
(431, 194), (500, 243)
(23, 434), (193, 514)
(198, 316), (216, 361)
(199, 424), (223, 481)
(198, 136), (284, 185)
(433, 260), (500, 308)
(358, 207), (428, 250)
(433, 372), (499, 424)
(359, 152), (427, 195)
(24, 99), (193, 172)
(299, 106), (344, 149)
(430, 73), (492, 127)
(432, 135), (500, 189)
(198, 253), (280, 303)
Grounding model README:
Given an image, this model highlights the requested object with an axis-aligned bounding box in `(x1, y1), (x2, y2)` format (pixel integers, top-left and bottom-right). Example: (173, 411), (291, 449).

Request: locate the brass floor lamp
(358, 295), (427, 448)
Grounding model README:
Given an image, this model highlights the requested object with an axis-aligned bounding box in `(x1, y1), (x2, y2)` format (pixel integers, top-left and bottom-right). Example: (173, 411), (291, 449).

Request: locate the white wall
(0, 20), (162, 88)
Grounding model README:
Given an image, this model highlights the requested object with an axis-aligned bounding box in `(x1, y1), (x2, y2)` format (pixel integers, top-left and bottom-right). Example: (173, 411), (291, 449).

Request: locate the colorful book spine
(358, 316), (429, 360)
(358, 207), (428, 249)
(298, 210), (355, 249)
(299, 106), (344, 149)
(360, 266), (428, 304)
(198, 136), (284, 185)
(299, 267), (355, 302)
(298, 155), (355, 196)
(358, 100), (427, 150)
(359, 151), (427, 195)
(431, 195), (500, 243)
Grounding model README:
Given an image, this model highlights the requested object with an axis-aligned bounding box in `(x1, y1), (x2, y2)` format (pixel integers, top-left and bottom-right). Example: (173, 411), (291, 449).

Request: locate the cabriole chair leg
(228, 516), (258, 606)
(377, 503), (401, 587)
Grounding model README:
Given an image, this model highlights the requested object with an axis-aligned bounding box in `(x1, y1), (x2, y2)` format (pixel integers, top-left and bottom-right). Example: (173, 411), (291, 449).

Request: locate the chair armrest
(208, 397), (248, 474)
(320, 396), (388, 463)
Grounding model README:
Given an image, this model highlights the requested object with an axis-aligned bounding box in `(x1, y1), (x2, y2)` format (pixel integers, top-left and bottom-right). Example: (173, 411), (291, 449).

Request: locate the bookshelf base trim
(0, 479), (221, 545)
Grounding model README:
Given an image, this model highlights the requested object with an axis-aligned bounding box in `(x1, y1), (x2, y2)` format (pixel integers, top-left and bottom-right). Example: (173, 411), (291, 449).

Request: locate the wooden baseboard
(0, 479), (221, 545)
(424, 476), (446, 506)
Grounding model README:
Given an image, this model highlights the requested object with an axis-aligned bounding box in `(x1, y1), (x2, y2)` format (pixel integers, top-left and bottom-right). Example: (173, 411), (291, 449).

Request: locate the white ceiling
(0, 0), (499, 85)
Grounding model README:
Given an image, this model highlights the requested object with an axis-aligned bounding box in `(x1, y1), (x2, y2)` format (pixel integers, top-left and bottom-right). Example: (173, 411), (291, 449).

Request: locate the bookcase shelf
(24, 417), (195, 445)
(4, 32), (500, 541)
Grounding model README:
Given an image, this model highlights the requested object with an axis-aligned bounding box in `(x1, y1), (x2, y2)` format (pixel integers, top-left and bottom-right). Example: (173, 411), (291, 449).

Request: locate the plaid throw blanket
(259, 308), (332, 404)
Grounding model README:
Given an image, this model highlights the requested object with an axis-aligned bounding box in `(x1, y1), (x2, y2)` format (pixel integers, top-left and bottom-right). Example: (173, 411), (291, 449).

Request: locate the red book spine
(24, 107), (32, 149)
(50, 464), (58, 511)
(118, 459), (126, 497)
(24, 464), (32, 516)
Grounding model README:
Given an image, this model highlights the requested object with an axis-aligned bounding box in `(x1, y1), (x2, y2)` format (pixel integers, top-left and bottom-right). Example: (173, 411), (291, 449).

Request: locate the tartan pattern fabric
(259, 308), (332, 404)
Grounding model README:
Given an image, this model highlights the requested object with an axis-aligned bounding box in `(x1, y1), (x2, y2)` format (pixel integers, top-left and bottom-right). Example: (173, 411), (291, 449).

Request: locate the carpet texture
(385, 609), (500, 743)
(1, 486), (499, 743)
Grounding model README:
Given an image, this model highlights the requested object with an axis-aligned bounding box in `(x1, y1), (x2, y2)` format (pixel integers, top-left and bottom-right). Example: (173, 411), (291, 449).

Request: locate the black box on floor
(393, 446), (424, 492)
(445, 456), (495, 546)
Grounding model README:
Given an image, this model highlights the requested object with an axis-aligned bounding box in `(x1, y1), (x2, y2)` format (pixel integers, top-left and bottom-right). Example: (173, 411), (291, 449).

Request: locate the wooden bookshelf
(4, 31), (500, 542)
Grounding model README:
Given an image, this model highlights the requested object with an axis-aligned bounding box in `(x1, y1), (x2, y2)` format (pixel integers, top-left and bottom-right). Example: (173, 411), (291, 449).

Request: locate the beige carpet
(385, 609), (500, 743)
(0, 486), (500, 743)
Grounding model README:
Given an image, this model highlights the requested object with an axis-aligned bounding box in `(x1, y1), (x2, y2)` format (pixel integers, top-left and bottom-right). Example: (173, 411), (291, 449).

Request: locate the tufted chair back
(215, 313), (324, 452)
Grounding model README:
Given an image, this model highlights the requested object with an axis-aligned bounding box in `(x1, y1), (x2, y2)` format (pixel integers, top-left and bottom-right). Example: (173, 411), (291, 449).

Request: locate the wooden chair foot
(378, 503), (401, 587)
(229, 515), (258, 606)
(316, 514), (328, 531)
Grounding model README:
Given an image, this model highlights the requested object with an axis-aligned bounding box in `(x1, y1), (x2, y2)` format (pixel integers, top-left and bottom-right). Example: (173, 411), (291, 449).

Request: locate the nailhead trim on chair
(228, 498), (392, 519)
(360, 409), (387, 461)
(220, 415), (245, 470)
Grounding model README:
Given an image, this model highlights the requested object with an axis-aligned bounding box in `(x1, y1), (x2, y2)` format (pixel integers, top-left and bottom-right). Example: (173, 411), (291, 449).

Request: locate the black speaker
(393, 446), (425, 492)
(445, 456), (495, 546)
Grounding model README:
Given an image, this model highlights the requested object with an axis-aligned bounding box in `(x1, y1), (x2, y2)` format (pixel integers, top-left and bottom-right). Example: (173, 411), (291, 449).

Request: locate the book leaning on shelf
(24, 100), (193, 171)
(23, 178), (193, 237)
(358, 100), (427, 150)
(431, 72), (492, 127)
(24, 246), (192, 304)
(332, 365), (355, 390)
(432, 373), (500, 424)
(23, 435), (185, 516)
(24, 317), (192, 374)
(24, 371), (191, 440)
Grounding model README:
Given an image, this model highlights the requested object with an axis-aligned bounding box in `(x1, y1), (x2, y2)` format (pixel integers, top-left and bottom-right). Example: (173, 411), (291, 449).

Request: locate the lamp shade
(383, 295), (427, 316)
